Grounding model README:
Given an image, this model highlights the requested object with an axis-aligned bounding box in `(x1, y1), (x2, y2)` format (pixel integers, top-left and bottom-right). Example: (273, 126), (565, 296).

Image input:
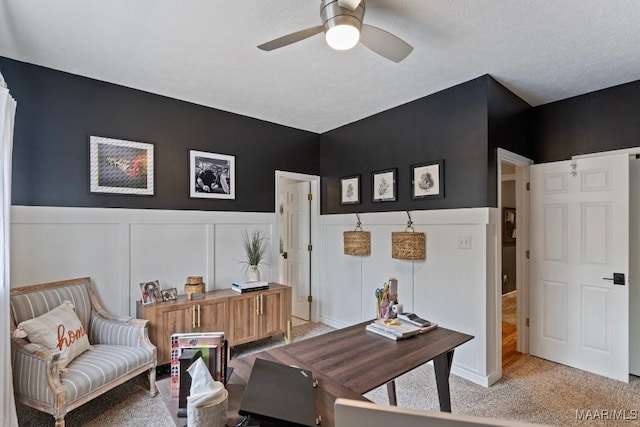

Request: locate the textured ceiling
(1, 0), (639, 133)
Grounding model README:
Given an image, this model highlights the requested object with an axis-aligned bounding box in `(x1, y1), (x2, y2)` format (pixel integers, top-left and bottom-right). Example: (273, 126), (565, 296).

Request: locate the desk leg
(386, 380), (397, 406)
(433, 349), (454, 412)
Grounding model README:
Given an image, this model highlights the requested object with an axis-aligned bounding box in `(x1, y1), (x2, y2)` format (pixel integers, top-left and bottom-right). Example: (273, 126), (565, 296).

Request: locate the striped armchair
(10, 277), (157, 427)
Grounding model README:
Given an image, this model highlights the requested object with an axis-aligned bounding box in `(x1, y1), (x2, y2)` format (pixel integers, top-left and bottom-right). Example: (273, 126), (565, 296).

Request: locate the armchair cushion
(56, 344), (154, 404)
(13, 300), (91, 369)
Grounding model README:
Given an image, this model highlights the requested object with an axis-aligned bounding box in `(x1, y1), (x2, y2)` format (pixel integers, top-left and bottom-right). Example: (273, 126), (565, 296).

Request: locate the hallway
(502, 291), (524, 369)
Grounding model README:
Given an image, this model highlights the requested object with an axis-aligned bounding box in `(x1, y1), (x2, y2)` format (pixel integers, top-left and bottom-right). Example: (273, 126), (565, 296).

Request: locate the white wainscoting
(11, 205), (501, 386)
(320, 209), (500, 386)
(10, 206), (275, 317)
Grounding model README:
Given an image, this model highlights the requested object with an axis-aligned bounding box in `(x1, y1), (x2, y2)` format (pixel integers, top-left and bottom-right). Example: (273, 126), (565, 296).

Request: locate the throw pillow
(13, 300), (92, 369)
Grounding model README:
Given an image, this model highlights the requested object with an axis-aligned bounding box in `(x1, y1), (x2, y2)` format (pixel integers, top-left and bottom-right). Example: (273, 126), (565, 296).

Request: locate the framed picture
(503, 207), (516, 246)
(340, 175), (361, 205)
(140, 280), (161, 305)
(190, 150), (235, 199)
(411, 159), (444, 199)
(89, 136), (154, 195)
(161, 287), (178, 301)
(372, 168), (397, 202)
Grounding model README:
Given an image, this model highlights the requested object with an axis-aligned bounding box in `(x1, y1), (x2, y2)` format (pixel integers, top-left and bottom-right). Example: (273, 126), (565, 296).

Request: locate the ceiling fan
(257, 0), (413, 63)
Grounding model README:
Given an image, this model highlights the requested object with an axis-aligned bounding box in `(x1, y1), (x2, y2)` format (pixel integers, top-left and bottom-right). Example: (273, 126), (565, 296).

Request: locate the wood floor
(502, 322), (526, 369)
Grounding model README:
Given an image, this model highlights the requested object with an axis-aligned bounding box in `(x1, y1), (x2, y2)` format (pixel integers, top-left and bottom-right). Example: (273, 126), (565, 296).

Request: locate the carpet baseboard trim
(451, 363), (498, 388)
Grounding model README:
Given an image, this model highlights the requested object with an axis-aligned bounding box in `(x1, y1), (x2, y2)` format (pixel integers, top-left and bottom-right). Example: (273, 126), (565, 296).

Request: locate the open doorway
(275, 171), (321, 324)
(497, 149), (532, 371)
(500, 163), (521, 368)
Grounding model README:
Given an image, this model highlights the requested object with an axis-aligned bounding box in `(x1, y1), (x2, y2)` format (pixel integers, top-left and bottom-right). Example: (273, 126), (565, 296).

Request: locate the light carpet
(16, 374), (174, 427)
(15, 321), (332, 426)
(17, 322), (640, 426)
(365, 355), (639, 426)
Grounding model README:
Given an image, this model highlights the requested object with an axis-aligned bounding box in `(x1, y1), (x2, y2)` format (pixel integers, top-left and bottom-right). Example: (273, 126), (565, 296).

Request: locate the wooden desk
(158, 322), (473, 426)
(282, 322), (473, 412)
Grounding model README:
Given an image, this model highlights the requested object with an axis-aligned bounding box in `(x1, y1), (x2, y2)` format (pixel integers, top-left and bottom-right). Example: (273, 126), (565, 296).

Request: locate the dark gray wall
(5, 54), (639, 216)
(0, 57), (320, 212)
(320, 75), (533, 214)
(321, 76), (489, 214)
(501, 180), (516, 294)
(487, 78), (533, 207)
(534, 79), (640, 163)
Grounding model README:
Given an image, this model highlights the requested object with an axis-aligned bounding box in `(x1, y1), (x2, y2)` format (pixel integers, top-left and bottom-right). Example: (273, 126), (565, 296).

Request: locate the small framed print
(340, 175), (361, 205)
(190, 150), (235, 199)
(161, 287), (178, 301)
(503, 207), (516, 246)
(89, 136), (154, 195)
(140, 280), (162, 305)
(411, 159), (444, 199)
(372, 168), (397, 202)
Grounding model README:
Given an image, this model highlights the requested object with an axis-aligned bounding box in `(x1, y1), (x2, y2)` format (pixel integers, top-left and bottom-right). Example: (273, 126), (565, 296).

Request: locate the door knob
(282, 252), (288, 259)
(603, 273), (625, 285)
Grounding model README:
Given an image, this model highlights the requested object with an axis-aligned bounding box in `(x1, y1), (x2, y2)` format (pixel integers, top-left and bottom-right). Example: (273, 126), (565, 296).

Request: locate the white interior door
(281, 181), (311, 320)
(530, 153), (629, 381)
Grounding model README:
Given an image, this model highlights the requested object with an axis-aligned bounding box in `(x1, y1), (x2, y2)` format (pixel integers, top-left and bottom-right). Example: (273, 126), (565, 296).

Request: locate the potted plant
(241, 230), (269, 282)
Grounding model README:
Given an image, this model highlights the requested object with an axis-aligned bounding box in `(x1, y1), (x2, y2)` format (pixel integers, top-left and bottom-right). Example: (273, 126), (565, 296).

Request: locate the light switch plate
(458, 236), (471, 249)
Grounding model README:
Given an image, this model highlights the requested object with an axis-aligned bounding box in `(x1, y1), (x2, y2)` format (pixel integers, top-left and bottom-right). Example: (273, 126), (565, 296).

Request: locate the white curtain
(0, 72), (19, 426)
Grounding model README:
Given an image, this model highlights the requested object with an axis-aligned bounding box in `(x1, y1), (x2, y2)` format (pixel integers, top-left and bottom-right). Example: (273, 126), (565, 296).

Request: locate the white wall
(320, 209), (500, 386)
(10, 206), (274, 316)
(11, 205), (500, 386)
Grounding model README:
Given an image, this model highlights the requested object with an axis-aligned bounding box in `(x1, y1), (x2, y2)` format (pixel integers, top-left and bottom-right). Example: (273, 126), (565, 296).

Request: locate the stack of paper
(366, 319), (438, 340)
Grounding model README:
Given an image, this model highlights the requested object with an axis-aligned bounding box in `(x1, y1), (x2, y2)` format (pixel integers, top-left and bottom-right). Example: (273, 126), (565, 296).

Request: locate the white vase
(248, 265), (260, 282)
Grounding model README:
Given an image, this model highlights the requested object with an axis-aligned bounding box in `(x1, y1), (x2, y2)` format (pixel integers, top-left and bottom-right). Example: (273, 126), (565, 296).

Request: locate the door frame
(497, 149), (533, 363)
(275, 171), (321, 322)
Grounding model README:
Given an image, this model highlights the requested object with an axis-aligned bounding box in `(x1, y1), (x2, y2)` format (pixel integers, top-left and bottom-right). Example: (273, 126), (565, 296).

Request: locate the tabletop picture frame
(161, 287), (178, 301)
(340, 175), (361, 205)
(140, 280), (161, 305)
(89, 136), (154, 195)
(411, 159), (444, 199)
(372, 168), (397, 202)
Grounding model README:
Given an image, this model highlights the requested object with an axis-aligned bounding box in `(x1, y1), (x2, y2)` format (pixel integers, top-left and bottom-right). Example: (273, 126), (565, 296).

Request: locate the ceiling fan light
(325, 24), (360, 50)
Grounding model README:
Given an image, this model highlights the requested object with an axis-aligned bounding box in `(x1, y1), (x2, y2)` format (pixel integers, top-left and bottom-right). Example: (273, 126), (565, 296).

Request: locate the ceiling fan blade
(258, 26), (324, 51)
(360, 24), (413, 63)
(337, 0), (362, 11)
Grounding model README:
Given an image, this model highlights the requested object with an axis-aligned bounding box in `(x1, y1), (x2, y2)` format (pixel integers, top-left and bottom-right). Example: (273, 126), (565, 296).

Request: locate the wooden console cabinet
(136, 283), (291, 365)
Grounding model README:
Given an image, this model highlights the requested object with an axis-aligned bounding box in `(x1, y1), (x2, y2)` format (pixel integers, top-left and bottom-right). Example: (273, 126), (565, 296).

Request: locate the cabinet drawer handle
(256, 296), (260, 315)
(260, 294), (264, 315)
(192, 306), (196, 328)
(198, 304), (201, 328)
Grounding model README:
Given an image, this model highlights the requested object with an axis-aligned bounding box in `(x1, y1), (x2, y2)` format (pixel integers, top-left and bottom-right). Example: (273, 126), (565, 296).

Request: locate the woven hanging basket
(391, 227), (426, 260)
(344, 227), (371, 256)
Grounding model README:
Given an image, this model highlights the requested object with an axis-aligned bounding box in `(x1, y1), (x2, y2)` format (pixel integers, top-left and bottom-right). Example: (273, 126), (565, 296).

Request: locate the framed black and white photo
(161, 287), (178, 301)
(411, 159), (444, 199)
(89, 136), (154, 195)
(372, 168), (397, 202)
(340, 175), (361, 205)
(190, 150), (235, 199)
